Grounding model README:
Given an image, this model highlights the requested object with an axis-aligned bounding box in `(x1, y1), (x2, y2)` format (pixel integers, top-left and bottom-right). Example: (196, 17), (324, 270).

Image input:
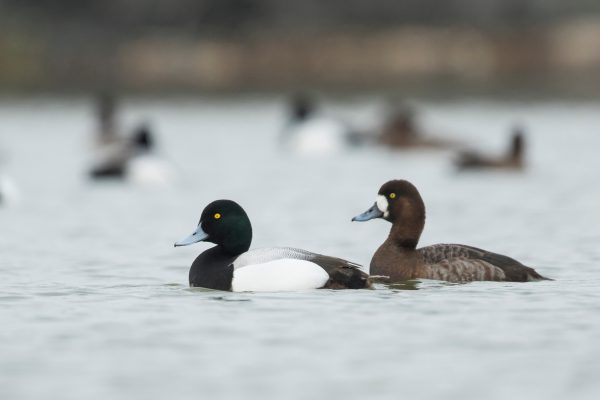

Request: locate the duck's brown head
(352, 179), (426, 248)
(510, 127), (525, 161)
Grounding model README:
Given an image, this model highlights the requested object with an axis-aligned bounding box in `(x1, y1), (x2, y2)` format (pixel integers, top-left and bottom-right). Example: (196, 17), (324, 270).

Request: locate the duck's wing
(233, 248), (371, 289)
(419, 244), (548, 282)
(454, 150), (492, 169)
(421, 258), (506, 282)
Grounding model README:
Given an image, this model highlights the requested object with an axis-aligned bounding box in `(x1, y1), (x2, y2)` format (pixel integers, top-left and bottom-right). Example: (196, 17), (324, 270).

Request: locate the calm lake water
(1, 97), (599, 400)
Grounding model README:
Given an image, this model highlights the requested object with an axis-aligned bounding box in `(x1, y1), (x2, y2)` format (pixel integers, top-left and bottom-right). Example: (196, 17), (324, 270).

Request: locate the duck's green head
(175, 200), (253, 255)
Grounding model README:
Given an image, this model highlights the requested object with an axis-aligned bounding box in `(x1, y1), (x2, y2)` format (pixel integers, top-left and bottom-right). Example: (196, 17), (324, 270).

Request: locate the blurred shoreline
(2, 18), (600, 98)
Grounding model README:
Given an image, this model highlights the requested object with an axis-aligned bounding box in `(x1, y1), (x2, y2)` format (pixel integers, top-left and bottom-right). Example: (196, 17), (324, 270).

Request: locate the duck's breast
(231, 259), (329, 292)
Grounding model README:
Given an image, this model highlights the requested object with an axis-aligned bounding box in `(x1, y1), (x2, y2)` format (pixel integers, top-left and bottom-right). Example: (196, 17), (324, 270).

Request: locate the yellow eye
(214, 213), (221, 220)
(389, 193), (396, 199)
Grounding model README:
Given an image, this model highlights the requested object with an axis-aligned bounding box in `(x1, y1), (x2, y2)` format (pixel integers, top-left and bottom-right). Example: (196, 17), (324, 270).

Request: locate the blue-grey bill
(174, 225), (209, 247)
(352, 202), (383, 222)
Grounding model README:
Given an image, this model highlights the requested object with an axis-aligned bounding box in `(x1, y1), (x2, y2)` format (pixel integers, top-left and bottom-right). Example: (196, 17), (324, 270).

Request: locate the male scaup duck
(89, 94), (129, 179)
(88, 95), (174, 184)
(175, 200), (370, 291)
(126, 124), (175, 186)
(282, 94), (364, 155)
(379, 104), (459, 150)
(455, 127), (525, 170)
(352, 180), (549, 282)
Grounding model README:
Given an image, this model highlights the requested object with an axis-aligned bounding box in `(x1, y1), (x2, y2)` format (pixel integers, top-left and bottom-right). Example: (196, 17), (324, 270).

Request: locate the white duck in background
(126, 124), (176, 186)
(89, 93), (130, 179)
(0, 147), (20, 206)
(88, 94), (175, 186)
(282, 95), (366, 156)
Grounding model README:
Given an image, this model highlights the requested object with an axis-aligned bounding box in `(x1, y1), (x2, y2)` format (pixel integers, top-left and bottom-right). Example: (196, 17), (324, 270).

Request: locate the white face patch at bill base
(376, 195), (389, 218)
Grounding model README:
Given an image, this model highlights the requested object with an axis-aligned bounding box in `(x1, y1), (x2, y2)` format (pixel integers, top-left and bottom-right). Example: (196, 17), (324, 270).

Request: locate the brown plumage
(455, 128), (525, 170)
(353, 179), (549, 283)
(379, 106), (460, 150)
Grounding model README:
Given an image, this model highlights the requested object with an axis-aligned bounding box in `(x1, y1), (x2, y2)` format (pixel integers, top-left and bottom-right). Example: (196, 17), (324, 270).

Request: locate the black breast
(189, 247), (235, 290)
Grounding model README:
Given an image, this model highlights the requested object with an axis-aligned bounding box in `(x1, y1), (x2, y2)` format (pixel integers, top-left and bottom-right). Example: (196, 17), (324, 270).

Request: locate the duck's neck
(388, 208), (425, 250)
(220, 222), (252, 256)
(388, 224), (421, 250)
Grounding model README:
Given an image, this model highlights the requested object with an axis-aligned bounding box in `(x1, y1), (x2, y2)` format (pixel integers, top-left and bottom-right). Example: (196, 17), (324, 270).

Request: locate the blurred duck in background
(89, 94), (129, 179)
(88, 95), (175, 185)
(126, 123), (175, 186)
(455, 126), (525, 171)
(0, 148), (20, 206)
(378, 103), (459, 150)
(281, 94), (366, 155)
(94, 93), (121, 147)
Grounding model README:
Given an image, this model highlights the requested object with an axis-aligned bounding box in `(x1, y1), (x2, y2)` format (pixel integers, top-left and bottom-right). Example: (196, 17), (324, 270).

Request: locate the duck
(282, 94), (365, 155)
(126, 124), (175, 186)
(352, 179), (549, 283)
(455, 126), (525, 170)
(175, 199), (370, 291)
(379, 104), (459, 150)
(0, 150), (19, 206)
(89, 94), (129, 179)
(88, 95), (174, 184)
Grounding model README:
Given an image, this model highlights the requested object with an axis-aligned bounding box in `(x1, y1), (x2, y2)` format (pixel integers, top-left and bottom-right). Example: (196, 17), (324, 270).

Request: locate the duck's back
(418, 243), (547, 282)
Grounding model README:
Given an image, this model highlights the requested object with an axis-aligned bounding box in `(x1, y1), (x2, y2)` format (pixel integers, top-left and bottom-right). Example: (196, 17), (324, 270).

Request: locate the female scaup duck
(175, 200), (371, 291)
(352, 180), (549, 282)
(455, 127), (525, 170)
(379, 104), (460, 150)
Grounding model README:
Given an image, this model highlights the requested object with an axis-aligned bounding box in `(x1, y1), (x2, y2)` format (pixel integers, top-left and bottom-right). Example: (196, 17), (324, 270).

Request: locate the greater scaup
(89, 98), (174, 185)
(175, 200), (371, 291)
(379, 104), (459, 150)
(282, 94), (365, 155)
(89, 94), (129, 179)
(126, 124), (175, 186)
(352, 179), (549, 282)
(455, 127), (525, 170)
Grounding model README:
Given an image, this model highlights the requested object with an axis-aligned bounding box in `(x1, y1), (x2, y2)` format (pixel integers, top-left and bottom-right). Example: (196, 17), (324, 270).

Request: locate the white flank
(231, 259), (329, 292)
(287, 118), (347, 156)
(376, 195), (389, 218)
(127, 155), (175, 186)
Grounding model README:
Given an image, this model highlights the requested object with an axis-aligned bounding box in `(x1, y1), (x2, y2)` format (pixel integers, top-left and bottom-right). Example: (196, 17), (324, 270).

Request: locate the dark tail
(528, 269), (553, 281)
(325, 267), (371, 289)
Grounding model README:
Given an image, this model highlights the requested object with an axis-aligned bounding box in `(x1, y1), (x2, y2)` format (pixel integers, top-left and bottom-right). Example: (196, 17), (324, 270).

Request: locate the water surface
(1, 97), (599, 400)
